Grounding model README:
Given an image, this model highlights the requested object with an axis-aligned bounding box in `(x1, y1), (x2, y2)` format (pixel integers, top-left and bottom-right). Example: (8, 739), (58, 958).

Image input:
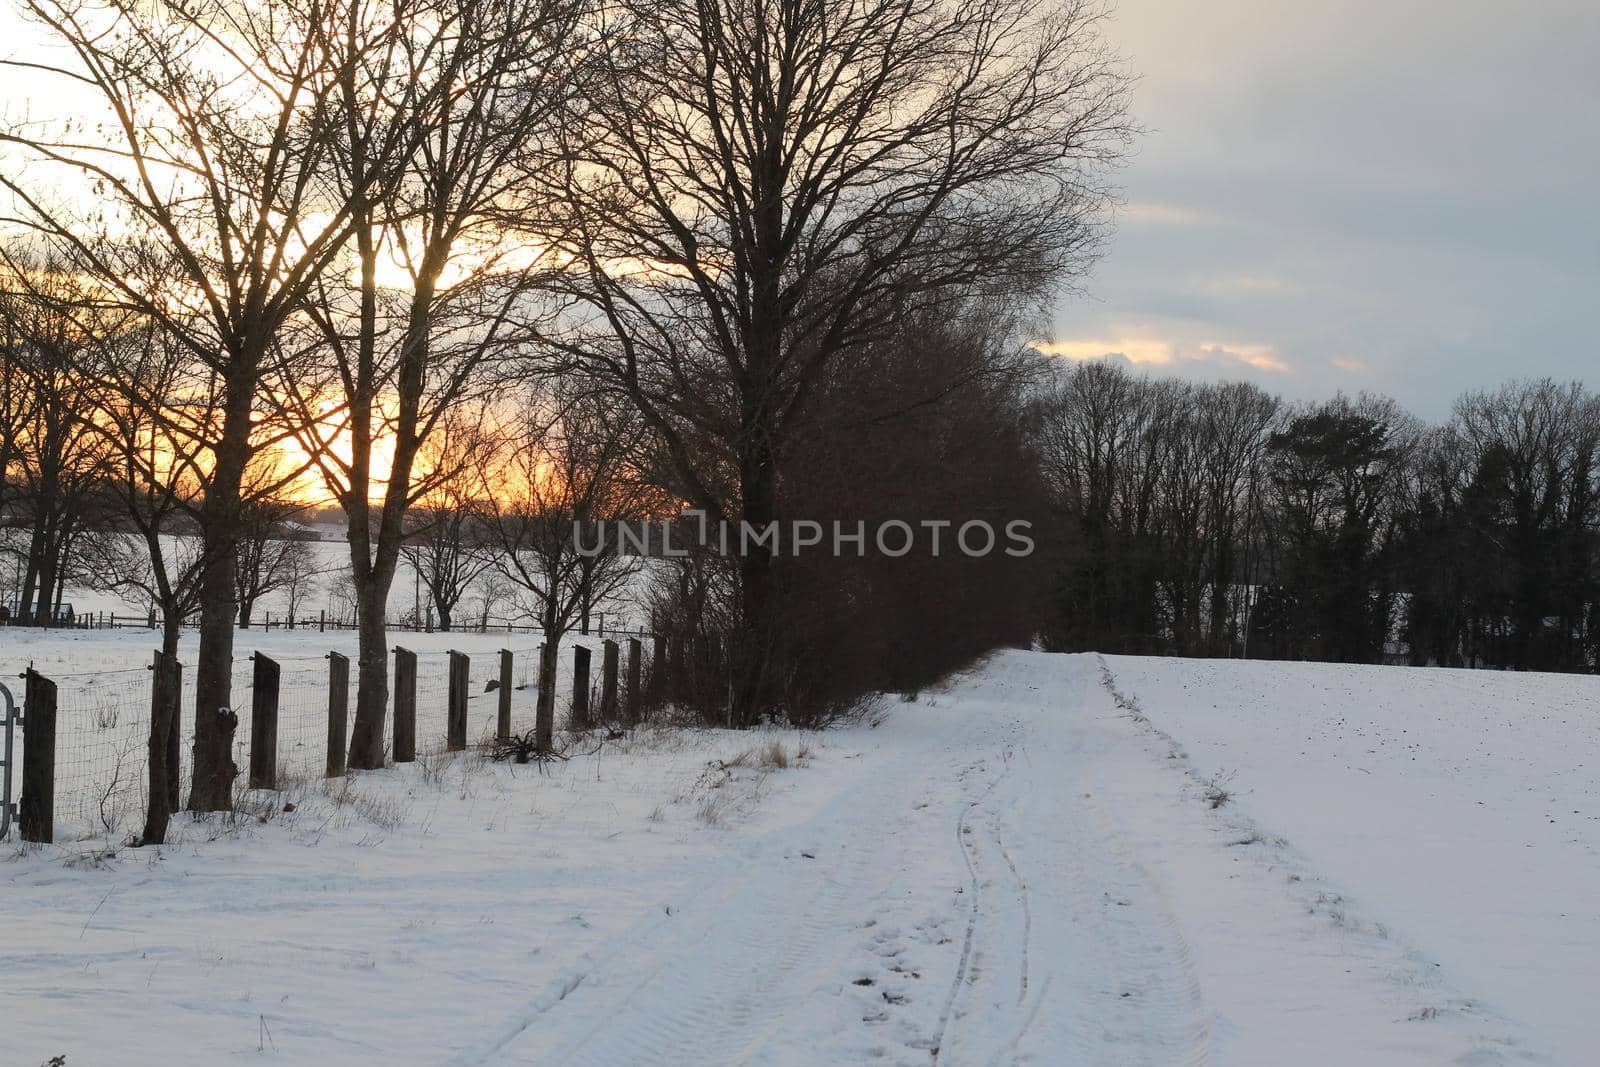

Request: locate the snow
(1104, 654), (1599, 1065)
(0, 644), (1585, 1064)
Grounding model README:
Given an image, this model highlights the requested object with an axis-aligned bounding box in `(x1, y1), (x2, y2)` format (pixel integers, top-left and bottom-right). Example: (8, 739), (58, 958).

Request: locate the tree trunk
(188, 521), (241, 810)
(732, 417), (777, 727)
(347, 581), (391, 769)
(21, 480), (52, 625)
(346, 249), (435, 767)
(347, 528), (408, 768)
(536, 633), (558, 752)
(187, 368), (253, 812)
(140, 648), (180, 845)
(32, 522), (58, 627)
(534, 593), (563, 750)
(18, 533), (39, 624)
(1208, 522), (1233, 651)
(34, 552), (56, 625)
(728, 123), (788, 728)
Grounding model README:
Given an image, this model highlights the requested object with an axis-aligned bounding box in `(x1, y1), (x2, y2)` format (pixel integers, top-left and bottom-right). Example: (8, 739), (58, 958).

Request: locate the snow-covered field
(0, 626), (614, 845)
(2, 644), (1593, 1065)
(1, 530), (652, 631)
(1104, 655), (1600, 1065)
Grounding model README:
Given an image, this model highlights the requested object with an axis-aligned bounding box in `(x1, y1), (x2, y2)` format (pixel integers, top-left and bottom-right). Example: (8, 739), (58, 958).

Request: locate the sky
(1051, 0), (1600, 417)
(1, 1), (1597, 420)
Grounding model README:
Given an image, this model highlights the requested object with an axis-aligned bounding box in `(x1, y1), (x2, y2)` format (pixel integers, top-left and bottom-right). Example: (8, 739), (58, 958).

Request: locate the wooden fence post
(143, 649), (181, 842)
(601, 640), (619, 721)
(393, 646), (416, 763)
(20, 669), (57, 843)
(248, 653), (280, 790)
(571, 645), (591, 729)
(326, 652), (349, 777)
(626, 638), (642, 725)
(497, 649), (512, 740)
(447, 650), (469, 752)
(167, 658), (183, 813)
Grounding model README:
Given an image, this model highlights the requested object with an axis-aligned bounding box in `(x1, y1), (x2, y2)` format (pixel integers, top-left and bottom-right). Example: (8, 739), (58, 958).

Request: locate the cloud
(1046, 0), (1600, 418)
(1035, 339), (1174, 365)
(1117, 202), (1229, 227)
(1037, 338), (1288, 374)
(1194, 343), (1288, 373)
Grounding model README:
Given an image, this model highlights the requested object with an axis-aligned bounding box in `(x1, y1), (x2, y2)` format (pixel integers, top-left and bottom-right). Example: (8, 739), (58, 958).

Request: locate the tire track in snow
(931, 727), (1034, 1064)
(930, 753), (1012, 1063)
(477, 707), (995, 1067)
(996, 835), (1031, 1007)
(1076, 776), (1213, 1067)
(474, 653), (1215, 1067)
(943, 658), (1213, 1067)
(1067, 662), (1213, 1067)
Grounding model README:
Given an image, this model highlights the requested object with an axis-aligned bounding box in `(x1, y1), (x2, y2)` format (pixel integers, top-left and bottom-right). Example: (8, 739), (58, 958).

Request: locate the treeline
(1030, 361), (1600, 672)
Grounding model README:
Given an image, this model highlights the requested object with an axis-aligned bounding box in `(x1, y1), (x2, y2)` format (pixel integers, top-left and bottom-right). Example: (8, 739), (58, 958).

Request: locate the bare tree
(278, 0), (587, 769)
(0, 301), (36, 563)
(1195, 382), (1279, 653)
(401, 477), (491, 634)
(79, 326), (209, 657)
(234, 486), (311, 628)
(0, 250), (116, 624)
(327, 565), (360, 627)
(1032, 359), (1168, 651)
(281, 542), (321, 625)
(77, 315), (217, 846)
(1, 0), (383, 809)
(546, 0), (1133, 722)
(478, 391), (649, 749)
(1255, 393), (1416, 663)
(1446, 379), (1600, 669)
(1032, 360), (1283, 658)
(471, 572), (514, 633)
(86, 315), (317, 842)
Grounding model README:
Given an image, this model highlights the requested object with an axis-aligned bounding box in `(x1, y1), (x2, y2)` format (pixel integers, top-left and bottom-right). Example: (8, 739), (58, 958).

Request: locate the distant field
(1, 527), (652, 630)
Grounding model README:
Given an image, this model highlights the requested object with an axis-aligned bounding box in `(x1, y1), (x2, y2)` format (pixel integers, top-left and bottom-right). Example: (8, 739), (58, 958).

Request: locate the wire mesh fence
(9, 634), (650, 843)
(267, 659), (344, 781)
(25, 651), (470, 842)
(50, 668), (155, 840)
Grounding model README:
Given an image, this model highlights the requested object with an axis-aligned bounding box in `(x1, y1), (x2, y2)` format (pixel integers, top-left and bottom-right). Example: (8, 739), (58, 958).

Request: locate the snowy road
(467, 655), (1213, 1066)
(465, 653), (1537, 1066)
(1, 649), (1564, 1064)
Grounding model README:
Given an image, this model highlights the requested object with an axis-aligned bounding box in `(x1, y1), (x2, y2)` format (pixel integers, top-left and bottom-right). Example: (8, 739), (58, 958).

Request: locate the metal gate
(0, 681), (17, 839)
